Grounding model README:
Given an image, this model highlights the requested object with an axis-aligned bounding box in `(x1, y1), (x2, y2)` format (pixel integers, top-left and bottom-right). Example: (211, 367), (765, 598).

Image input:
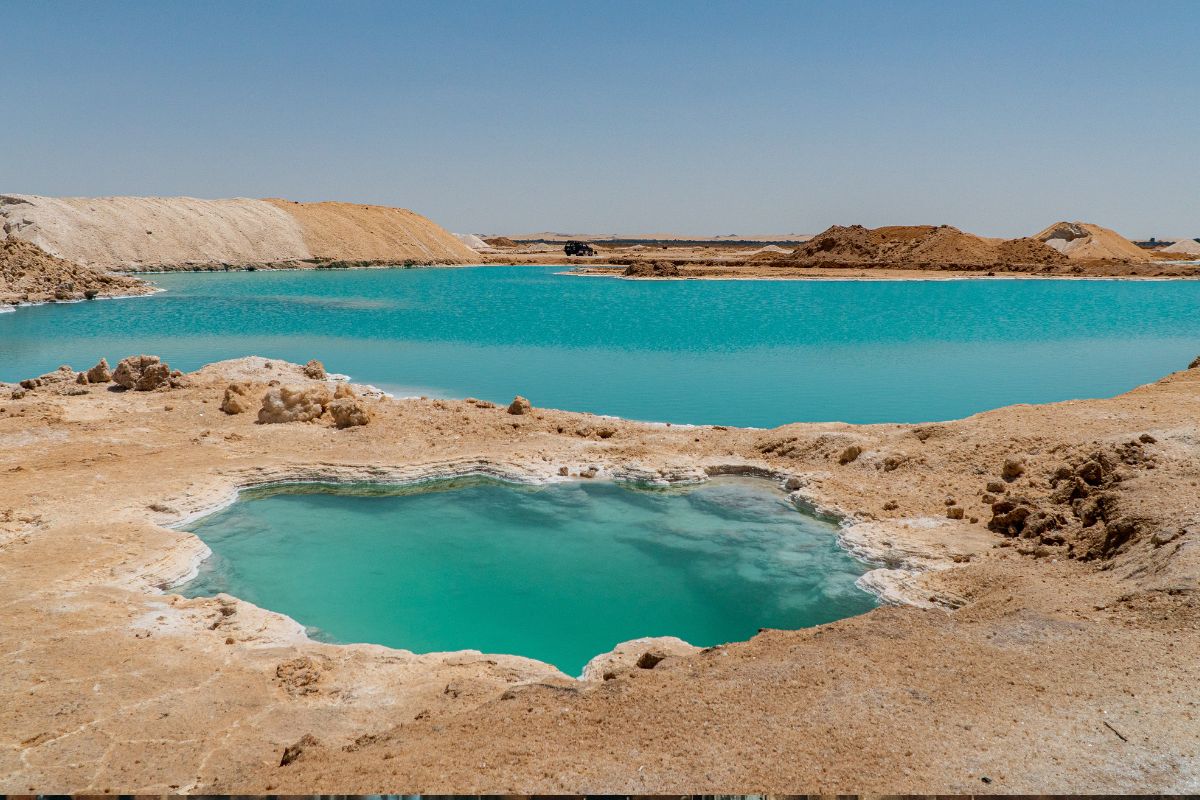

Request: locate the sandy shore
(1, 356), (1198, 792)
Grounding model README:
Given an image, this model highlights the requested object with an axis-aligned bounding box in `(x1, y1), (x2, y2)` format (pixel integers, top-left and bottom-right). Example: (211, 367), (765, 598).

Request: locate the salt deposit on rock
(19, 365), (77, 391)
(507, 395), (532, 415)
(258, 385), (332, 424)
(86, 358), (112, 384)
(329, 397), (370, 428)
(112, 355), (175, 391)
(302, 360), (326, 380)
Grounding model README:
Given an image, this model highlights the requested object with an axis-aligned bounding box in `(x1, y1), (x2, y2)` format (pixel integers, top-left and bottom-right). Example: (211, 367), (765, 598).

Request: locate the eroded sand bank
(0, 357), (1197, 792)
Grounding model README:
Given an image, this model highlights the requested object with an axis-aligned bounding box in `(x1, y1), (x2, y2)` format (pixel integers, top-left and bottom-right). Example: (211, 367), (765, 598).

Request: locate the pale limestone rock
(112, 355), (172, 391)
(257, 384), (331, 424)
(303, 359), (326, 380)
(329, 397), (370, 429)
(507, 395), (532, 415)
(86, 358), (112, 384)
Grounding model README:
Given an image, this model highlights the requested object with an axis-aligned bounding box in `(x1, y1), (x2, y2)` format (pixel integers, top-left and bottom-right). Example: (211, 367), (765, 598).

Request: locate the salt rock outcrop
(86, 358), (112, 384)
(508, 395), (532, 415)
(302, 359), (326, 380)
(257, 385), (332, 424)
(329, 397), (370, 428)
(112, 355), (178, 391)
(221, 383), (257, 414)
(19, 365), (77, 390)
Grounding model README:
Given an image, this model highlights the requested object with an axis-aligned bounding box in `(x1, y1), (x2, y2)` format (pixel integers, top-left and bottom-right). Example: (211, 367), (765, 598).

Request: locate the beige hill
(0, 194), (475, 268)
(1034, 221), (1150, 261)
(1160, 237), (1200, 255)
(262, 198), (477, 263)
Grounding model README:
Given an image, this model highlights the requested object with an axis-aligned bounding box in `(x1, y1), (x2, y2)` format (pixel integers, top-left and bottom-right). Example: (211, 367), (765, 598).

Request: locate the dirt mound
(1033, 221), (1150, 261)
(623, 260), (682, 277)
(0, 236), (151, 305)
(787, 224), (1068, 268)
(1161, 237), (1200, 255)
(263, 199), (475, 263)
(483, 237), (519, 248)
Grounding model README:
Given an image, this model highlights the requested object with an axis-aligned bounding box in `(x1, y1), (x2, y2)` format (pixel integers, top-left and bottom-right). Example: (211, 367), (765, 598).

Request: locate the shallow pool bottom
(179, 477), (877, 674)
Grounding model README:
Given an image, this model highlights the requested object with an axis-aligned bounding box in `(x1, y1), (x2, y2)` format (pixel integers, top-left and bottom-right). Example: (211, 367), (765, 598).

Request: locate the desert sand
(1, 354), (1197, 793)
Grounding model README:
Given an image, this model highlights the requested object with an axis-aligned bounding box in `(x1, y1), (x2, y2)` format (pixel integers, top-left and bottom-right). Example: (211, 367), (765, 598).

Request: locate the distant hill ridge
(0, 194), (477, 268)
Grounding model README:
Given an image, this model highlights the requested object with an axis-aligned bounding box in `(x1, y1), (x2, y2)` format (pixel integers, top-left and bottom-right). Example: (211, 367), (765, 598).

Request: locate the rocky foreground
(0, 356), (1197, 792)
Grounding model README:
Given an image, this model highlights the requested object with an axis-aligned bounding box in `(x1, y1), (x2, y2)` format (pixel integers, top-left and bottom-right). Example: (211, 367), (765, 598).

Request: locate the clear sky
(5, 0), (1197, 237)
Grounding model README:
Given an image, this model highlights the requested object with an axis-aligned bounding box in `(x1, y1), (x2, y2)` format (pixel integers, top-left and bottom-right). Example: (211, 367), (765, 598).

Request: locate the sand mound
(787, 224), (1067, 267)
(0, 194), (475, 268)
(453, 233), (491, 251)
(484, 236), (519, 248)
(263, 199), (475, 263)
(0, 194), (311, 268)
(1033, 221), (1149, 261)
(0, 236), (151, 305)
(747, 245), (793, 257)
(1161, 237), (1200, 255)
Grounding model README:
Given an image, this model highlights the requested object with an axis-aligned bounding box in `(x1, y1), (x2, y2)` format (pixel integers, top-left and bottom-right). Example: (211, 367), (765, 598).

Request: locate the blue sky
(4, 0), (1197, 237)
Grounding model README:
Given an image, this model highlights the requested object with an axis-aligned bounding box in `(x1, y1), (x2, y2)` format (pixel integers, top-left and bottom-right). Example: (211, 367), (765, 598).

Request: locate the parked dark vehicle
(564, 241), (595, 257)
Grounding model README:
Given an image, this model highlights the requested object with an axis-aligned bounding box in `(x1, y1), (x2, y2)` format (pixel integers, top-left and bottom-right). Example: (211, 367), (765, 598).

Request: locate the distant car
(564, 241), (595, 257)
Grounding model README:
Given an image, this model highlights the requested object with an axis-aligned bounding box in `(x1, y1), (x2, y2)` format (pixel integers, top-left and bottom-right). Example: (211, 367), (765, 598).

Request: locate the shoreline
(2, 355), (1198, 792)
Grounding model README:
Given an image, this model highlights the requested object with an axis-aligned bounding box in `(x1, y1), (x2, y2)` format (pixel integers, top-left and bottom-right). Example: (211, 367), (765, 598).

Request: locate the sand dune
(0, 194), (475, 268)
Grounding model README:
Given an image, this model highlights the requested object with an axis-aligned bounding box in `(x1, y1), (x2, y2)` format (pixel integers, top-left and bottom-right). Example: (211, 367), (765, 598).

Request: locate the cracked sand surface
(0, 356), (1197, 792)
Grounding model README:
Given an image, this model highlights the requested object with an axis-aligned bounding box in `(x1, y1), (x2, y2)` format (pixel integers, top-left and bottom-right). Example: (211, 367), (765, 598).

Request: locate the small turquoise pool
(178, 478), (877, 675)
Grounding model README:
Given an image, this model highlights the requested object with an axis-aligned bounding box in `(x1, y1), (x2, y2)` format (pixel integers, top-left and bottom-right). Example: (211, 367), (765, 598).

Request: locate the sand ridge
(0, 194), (476, 269)
(0, 355), (1197, 792)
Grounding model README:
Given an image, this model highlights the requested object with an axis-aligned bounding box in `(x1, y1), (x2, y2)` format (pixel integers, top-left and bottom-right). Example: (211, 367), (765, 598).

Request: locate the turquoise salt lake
(179, 478), (875, 674)
(9, 266), (1199, 668)
(3, 266), (1200, 427)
